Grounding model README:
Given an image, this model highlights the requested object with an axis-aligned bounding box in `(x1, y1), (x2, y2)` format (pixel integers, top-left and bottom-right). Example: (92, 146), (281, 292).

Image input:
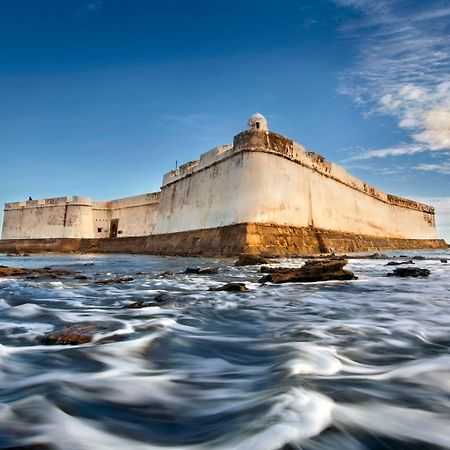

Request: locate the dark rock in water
(210, 282), (250, 292)
(235, 254), (269, 266)
(160, 271), (175, 277)
(74, 275), (88, 280)
(83, 262), (95, 266)
(385, 260), (414, 266)
(124, 299), (152, 309)
(261, 266), (299, 274)
(42, 323), (107, 345)
(152, 292), (182, 305)
(184, 267), (219, 274)
(364, 253), (390, 259)
(95, 277), (134, 285)
(0, 265), (76, 279)
(440, 259), (448, 263)
(387, 267), (430, 277)
(412, 256), (426, 260)
(259, 258), (356, 283)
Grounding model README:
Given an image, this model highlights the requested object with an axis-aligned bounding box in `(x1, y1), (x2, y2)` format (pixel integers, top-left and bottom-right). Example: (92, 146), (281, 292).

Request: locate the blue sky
(0, 0), (449, 240)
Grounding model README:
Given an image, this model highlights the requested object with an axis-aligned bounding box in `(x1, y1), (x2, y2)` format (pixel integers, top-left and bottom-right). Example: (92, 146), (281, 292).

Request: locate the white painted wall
(2, 193), (160, 239)
(2, 197), (94, 239)
(155, 149), (436, 239)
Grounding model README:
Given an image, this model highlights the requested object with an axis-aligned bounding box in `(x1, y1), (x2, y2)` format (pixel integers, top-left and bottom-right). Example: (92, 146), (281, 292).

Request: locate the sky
(0, 0), (449, 241)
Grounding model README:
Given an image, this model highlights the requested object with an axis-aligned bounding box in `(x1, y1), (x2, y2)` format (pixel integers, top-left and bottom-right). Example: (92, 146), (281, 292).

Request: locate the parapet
(5, 196), (93, 210)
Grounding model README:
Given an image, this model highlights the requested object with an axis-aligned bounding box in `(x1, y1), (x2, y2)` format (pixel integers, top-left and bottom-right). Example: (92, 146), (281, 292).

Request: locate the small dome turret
(247, 113), (268, 131)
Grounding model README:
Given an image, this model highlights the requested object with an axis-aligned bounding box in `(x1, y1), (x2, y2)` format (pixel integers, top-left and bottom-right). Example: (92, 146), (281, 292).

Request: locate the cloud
(416, 161), (450, 175)
(346, 143), (427, 161)
(335, 0), (450, 159)
(86, 1), (103, 12)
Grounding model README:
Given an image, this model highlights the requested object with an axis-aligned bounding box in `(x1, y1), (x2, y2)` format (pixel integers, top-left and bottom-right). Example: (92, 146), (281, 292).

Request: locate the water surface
(0, 251), (449, 450)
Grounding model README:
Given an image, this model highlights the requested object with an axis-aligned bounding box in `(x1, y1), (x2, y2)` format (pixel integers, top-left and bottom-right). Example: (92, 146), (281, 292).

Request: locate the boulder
(160, 271), (175, 277)
(0, 265), (76, 279)
(95, 277), (134, 285)
(259, 258), (356, 283)
(385, 260), (414, 266)
(210, 282), (250, 292)
(440, 259), (448, 263)
(234, 254), (269, 266)
(387, 267), (430, 277)
(124, 299), (152, 309)
(42, 323), (107, 345)
(184, 267), (219, 274)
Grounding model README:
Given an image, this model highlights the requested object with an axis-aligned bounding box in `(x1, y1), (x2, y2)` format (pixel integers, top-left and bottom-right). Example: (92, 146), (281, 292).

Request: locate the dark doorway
(110, 219), (119, 238)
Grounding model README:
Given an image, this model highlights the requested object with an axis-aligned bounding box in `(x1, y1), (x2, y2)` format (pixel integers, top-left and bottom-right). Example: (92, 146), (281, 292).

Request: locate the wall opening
(110, 219), (119, 238)
(97, 227), (103, 233)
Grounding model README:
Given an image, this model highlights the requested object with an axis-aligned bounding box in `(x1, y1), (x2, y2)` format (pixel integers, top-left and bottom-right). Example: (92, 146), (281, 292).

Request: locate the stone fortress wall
(3, 193), (160, 239)
(1, 113), (443, 254)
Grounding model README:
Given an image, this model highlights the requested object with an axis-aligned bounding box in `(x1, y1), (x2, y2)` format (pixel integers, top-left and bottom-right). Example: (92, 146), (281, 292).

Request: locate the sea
(0, 250), (449, 450)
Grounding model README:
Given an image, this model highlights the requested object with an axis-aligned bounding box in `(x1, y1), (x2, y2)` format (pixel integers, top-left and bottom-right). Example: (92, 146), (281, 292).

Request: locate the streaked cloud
(335, 0), (450, 159)
(416, 161), (450, 175)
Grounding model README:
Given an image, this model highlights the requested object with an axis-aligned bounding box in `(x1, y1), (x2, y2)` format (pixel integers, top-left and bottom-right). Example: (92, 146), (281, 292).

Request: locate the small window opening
(255, 122), (260, 129)
(97, 227), (103, 233)
(118, 230), (123, 234)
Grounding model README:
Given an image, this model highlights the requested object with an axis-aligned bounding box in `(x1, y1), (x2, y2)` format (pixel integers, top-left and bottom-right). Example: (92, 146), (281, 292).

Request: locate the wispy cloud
(345, 143), (427, 161)
(86, 1), (103, 13)
(76, 1), (103, 18)
(335, 0), (450, 159)
(416, 161), (450, 175)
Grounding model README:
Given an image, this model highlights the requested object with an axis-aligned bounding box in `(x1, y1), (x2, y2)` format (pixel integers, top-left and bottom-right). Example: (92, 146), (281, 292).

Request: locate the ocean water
(0, 250), (449, 450)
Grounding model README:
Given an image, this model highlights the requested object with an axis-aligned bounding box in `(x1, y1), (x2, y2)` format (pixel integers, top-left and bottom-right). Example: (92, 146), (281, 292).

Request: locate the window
(256, 122), (260, 129)
(97, 227), (103, 233)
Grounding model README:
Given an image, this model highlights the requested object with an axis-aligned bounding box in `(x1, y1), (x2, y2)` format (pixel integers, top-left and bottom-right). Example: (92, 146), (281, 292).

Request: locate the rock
(154, 292), (170, 303)
(387, 267), (430, 277)
(364, 253), (390, 259)
(184, 267), (219, 274)
(0, 265), (76, 279)
(440, 259), (448, 263)
(42, 323), (107, 345)
(74, 275), (88, 280)
(160, 270), (175, 277)
(124, 299), (152, 308)
(412, 256), (426, 260)
(385, 260), (414, 266)
(235, 254), (269, 266)
(259, 258), (356, 283)
(210, 282), (250, 292)
(95, 277), (134, 285)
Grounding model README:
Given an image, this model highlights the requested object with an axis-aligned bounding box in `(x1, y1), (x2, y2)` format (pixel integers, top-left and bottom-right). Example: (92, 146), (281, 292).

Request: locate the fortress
(0, 114), (447, 255)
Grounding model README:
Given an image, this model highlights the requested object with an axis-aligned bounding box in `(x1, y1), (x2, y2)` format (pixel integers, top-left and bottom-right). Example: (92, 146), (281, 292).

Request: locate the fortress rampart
(1, 114), (447, 255)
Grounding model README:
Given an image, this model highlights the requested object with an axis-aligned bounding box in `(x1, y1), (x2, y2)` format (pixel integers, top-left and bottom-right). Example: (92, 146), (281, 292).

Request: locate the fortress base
(0, 223), (447, 257)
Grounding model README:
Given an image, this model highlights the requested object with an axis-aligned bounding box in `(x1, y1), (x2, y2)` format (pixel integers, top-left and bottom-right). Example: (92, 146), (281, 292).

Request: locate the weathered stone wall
(0, 224), (446, 256)
(1, 197), (94, 239)
(155, 130), (436, 240)
(2, 193), (160, 239)
(92, 193), (160, 238)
